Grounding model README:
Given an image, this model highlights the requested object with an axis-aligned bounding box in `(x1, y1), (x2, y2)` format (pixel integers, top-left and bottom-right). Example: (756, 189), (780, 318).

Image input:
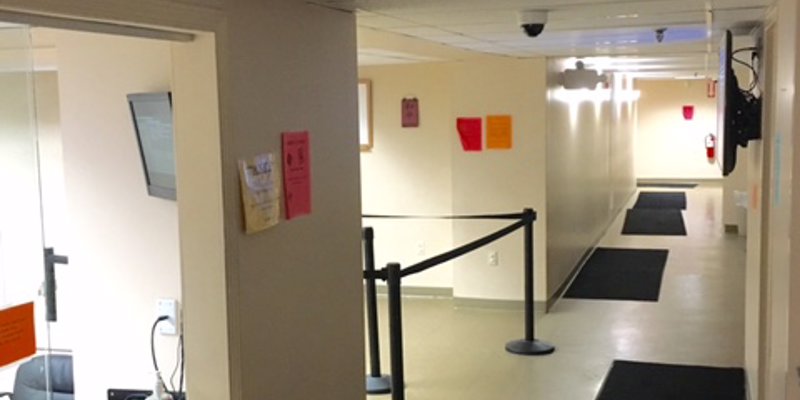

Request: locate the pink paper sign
(456, 118), (482, 152)
(402, 98), (419, 128)
(281, 131), (312, 220)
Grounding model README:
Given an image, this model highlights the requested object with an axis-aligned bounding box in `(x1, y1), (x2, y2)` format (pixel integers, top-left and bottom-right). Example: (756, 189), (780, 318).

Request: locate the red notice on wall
(282, 131), (312, 220)
(456, 118), (482, 152)
(0, 302), (36, 368)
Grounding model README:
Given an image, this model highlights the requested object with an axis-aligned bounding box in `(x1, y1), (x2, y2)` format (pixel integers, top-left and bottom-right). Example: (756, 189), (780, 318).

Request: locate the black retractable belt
(361, 208), (554, 400)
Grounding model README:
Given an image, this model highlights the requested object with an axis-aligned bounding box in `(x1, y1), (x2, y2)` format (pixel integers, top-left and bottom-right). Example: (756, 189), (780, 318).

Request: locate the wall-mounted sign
(0, 302), (36, 368)
(707, 79), (717, 99)
(402, 98), (419, 128)
(456, 117), (482, 152)
(282, 131), (312, 220)
(238, 153), (280, 234)
(683, 105), (695, 121)
(486, 115), (513, 150)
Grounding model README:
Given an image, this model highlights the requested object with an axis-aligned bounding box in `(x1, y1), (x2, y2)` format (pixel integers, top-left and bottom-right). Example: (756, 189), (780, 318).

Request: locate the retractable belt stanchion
(505, 208), (555, 355)
(363, 208), (554, 399)
(363, 228), (392, 394)
(386, 263), (405, 400)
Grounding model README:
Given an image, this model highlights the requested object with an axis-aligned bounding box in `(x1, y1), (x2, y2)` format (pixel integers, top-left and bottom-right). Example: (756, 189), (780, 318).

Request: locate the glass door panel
(0, 23), (53, 399)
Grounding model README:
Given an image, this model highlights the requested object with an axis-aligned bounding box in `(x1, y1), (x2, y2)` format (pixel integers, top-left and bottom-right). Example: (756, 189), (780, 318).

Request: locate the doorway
(0, 21), (220, 399)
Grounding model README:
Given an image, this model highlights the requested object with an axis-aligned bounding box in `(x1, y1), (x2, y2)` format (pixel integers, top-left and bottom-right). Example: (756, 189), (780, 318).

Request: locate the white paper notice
(239, 153), (280, 234)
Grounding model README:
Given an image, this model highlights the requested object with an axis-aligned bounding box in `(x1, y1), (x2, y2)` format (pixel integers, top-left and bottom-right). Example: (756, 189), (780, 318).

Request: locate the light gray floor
(366, 185), (746, 400)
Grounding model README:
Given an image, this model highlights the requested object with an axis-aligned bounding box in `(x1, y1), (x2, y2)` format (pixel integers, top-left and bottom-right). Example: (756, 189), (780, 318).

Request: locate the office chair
(0, 355), (74, 400)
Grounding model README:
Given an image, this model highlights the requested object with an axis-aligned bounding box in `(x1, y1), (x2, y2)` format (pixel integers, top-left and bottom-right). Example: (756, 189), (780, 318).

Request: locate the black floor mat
(597, 360), (746, 400)
(637, 183), (698, 189)
(622, 209), (687, 236)
(564, 248), (668, 301)
(634, 192), (687, 209)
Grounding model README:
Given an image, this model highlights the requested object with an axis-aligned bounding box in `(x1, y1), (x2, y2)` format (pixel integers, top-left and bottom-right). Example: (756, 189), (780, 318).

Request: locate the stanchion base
(366, 375), (392, 395)
(505, 339), (555, 356)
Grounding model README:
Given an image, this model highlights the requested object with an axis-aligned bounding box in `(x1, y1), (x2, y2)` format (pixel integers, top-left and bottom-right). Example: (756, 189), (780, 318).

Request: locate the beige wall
(218, 2), (364, 399)
(745, 1), (800, 399)
(359, 58), (549, 301)
(360, 57), (638, 305)
(744, 23), (771, 400)
(635, 79), (722, 179)
(0, 1), (367, 399)
(171, 32), (229, 400)
(722, 147), (750, 231)
(545, 59), (637, 300)
(450, 58), (548, 302)
(359, 63), (454, 289)
(766, 1), (800, 398)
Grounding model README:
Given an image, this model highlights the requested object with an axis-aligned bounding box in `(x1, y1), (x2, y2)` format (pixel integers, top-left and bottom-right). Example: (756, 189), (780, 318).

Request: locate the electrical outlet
(488, 251), (499, 266)
(416, 241), (426, 256)
(156, 298), (179, 335)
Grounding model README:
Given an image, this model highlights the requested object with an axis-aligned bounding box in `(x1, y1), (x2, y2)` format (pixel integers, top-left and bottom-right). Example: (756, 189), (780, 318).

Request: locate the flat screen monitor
(128, 92), (176, 200)
(717, 30), (736, 176)
(717, 30), (762, 176)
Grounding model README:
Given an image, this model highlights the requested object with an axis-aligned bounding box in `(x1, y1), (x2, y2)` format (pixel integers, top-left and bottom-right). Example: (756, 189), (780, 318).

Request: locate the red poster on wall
(281, 131), (312, 220)
(456, 118), (482, 152)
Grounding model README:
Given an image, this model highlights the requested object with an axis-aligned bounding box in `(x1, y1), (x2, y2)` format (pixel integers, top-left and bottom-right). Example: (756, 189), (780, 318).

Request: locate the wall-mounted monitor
(127, 92), (176, 200)
(717, 30), (762, 176)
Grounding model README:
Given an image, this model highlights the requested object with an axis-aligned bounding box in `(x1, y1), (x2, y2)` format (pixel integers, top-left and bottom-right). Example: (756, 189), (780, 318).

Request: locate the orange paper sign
(0, 302), (36, 368)
(486, 115), (513, 149)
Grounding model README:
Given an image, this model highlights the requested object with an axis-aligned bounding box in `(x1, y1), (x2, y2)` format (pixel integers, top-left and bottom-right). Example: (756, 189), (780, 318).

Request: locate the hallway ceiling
(311, 0), (771, 78)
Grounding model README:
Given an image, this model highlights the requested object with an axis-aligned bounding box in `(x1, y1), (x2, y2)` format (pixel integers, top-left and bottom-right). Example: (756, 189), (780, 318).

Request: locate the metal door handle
(44, 247), (69, 322)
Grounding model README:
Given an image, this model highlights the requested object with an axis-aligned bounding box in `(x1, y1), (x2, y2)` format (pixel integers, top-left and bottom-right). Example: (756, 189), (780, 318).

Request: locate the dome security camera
(518, 10), (548, 38)
(655, 28), (667, 43)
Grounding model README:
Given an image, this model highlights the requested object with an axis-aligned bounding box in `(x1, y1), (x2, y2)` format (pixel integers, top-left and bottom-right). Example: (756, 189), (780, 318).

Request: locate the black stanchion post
(505, 208), (556, 356)
(387, 263), (405, 400)
(363, 228), (391, 394)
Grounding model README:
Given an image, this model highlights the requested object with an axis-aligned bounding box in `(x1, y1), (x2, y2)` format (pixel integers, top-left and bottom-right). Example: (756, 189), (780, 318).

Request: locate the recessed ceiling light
(606, 13), (639, 19)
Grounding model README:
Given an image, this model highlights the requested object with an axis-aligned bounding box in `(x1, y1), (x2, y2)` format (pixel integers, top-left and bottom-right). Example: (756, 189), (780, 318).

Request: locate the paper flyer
(402, 98), (420, 128)
(0, 302), (36, 369)
(282, 131), (312, 220)
(456, 117), (482, 151)
(486, 115), (513, 149)
(238, 153), (280, 234)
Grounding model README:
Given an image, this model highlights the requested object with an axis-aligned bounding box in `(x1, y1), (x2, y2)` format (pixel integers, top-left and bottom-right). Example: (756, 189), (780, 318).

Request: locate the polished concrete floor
(365, 184), (746, 400)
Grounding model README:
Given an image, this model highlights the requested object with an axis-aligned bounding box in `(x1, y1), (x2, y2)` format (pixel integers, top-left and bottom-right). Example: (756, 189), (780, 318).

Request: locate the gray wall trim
(453, 297), (546, 313)
(375, 285), (453, 298)
(636, 178), (723, 186)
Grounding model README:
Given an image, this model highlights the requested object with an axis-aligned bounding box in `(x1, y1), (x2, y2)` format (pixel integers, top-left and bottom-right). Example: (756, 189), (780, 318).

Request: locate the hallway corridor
(367, 183), (746, 400)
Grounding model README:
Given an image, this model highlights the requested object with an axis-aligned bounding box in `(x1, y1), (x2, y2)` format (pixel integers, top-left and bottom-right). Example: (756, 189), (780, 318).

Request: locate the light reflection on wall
(551, 84), (641, 130)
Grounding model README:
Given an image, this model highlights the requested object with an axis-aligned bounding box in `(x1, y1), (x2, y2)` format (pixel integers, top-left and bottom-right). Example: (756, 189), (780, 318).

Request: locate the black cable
(177, 333), (185, 399)
(151, 316), (169, 373)
(733, 47), (757, 55)
(732, 56), (758, 92)
(732, 48), (760, 93)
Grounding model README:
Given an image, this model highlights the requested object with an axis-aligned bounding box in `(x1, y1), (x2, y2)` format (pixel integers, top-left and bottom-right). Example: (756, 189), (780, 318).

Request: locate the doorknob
(43, 247), (69, 322)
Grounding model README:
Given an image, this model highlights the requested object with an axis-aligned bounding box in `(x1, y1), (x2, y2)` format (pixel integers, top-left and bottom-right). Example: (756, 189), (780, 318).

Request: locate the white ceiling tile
(348, 0), (768, 73)
(387, 26), (461, 37)
(425, 34), (486, 45)
(357, 14), (419, 29)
